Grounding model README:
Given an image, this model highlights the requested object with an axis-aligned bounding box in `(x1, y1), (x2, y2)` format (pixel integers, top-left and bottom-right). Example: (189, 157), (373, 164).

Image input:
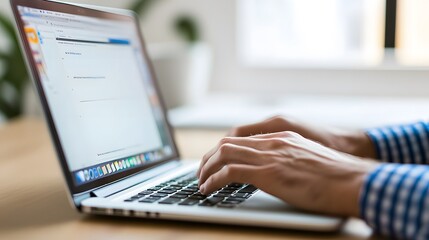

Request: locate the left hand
(197, 131), (378, 217)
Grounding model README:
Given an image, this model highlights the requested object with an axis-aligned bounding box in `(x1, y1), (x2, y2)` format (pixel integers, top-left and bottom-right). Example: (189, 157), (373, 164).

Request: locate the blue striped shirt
(362, 122), (429, 239)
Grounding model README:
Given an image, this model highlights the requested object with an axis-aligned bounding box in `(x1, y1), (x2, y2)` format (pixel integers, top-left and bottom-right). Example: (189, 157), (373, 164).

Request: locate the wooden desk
(0, 118), (374, 239)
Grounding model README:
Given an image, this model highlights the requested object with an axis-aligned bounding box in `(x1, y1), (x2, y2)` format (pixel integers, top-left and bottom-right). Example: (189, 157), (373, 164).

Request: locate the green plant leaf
(0, 13), (28, 119)
(3, 49), (28, 87)
(0, 14), (20, 47)
(0, 51), (7, 61)
(174, 16), (199, 43)
(129, 0), (158, 17)
(0, 87), (20, 119)
(0, 81), (21, 119)
(129, 0), (200, 43)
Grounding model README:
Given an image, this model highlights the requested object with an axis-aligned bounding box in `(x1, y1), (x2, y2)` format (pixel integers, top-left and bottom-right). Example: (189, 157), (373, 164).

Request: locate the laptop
(10, 0), (343, 231)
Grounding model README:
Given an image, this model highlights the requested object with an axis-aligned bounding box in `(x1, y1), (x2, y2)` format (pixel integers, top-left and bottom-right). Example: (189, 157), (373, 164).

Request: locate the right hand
(228, 116), (376, 159)
(197, 131), (378, 217)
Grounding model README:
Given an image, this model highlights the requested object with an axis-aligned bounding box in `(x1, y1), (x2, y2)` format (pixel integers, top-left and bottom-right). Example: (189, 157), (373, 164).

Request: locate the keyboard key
(199, 197), (223, 207)
(184, 188), (197, 192)
(232, 193), (251, 198)
(146, 196), (162, 200)
(151, 193), (168, 198)
(239, 185), (258, 193)
(218, 189), (235, 194)
(159, 198), (181, 204)
(178, 190), (195, 194)
(189, 194), (207, 200)
(169, 194), (188, 199)
(217, 202), (236, 208)
(139, 190), (153, 195)
(177, 191), (192, 196)
(139, 198), (158, 203)
(228, 183), (244, 188)
(178, 199), (199, 206)
(158, 190), (176, 194)
(223, 200), (242, 205)
(226, 197), (246, 202)
(213, 193), (230, 198)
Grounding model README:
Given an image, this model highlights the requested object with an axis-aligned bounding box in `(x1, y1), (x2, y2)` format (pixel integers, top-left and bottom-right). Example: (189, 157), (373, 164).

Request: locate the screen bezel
(10, 0), (181, 194)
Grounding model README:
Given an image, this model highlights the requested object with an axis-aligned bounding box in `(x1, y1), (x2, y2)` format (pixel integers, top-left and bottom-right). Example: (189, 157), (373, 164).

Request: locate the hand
(197, 131), (378, 217)
(229, 116), (376, 159)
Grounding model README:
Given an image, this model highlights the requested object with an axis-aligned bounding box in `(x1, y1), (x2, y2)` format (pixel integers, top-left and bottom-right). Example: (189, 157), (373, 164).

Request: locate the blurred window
(237, 0), (386, 67)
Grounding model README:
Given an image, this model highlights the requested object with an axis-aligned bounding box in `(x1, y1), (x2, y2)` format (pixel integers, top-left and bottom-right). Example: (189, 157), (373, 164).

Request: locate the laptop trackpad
(238, 191), (300, 213)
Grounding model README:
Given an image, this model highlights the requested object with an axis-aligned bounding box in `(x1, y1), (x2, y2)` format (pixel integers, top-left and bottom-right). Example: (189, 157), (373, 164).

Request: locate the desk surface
(0, 118), (375, 239)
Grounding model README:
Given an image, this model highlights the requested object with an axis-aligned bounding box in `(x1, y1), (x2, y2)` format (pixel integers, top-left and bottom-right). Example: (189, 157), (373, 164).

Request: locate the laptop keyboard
(124, 172), (258, 208)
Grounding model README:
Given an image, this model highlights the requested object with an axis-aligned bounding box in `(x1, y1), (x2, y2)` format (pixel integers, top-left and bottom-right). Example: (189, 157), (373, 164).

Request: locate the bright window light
(396, 0), (429, 66)
(237, 0), (385, 68)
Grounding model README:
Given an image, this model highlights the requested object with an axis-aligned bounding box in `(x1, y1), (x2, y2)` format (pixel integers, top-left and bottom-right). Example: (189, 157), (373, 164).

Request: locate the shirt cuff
(360, 163), (429, 239)
(366, 122), (429, 164)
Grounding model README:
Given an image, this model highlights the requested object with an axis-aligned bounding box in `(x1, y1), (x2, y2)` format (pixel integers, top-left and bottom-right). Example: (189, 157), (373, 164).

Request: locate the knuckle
(219, 137), (233, 145)
(271, 161), (292, 173)
(207, 175), (214, 185)
(282, 131), (294, 137)
(200, 165), (207, 176)
(263, 163), (282, 177)
(276, 131), (301, 140)
(271, 162), (284, 171)
(266, 163), (298, 187)
(202, 152), (210, 160)
(218, 143), (233, 155)
(285, 131), (301, 138)
(200, 166), (206, 179)
(267, 115), (285, 123)
(224, 165), (238, 177)
(269, 138), (286, 148)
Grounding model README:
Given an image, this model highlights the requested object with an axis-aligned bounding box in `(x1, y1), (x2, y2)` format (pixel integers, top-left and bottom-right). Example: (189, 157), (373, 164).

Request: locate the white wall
(2, 0), (429, 98)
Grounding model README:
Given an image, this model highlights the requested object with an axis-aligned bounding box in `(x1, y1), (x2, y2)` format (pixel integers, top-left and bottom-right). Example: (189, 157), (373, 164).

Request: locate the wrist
(326, 159), (378, 217)
(340, 170), (367, 217)
(341, 130), (376, 159)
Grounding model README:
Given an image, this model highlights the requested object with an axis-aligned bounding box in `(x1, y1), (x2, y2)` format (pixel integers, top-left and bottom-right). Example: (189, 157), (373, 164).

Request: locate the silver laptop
(11, 0), (343, 231)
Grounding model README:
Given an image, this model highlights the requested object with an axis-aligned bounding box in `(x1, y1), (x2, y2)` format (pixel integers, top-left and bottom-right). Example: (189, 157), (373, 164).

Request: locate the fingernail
(200, 184), (205, 193)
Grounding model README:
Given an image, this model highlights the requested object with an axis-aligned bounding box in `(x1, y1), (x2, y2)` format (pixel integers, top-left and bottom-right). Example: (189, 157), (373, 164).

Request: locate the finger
(198, 143), (264, 186)
(229, 116), (290, 137)
(198, 145), (218, 178)
(250, 131), (301, 139)
(229, 120), (276, 137)
(199, 164), (261, 195)
(197, 137), (272, 178)
(228, 122), (265, 137)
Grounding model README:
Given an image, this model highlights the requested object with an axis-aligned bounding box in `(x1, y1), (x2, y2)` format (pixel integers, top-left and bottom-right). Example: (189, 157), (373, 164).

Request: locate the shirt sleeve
(360, 163), (429, 239)
(366, 121), (429, 164)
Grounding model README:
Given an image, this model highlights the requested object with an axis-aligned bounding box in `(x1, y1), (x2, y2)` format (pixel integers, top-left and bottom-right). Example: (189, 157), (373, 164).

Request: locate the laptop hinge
(90, 160), (181, 198)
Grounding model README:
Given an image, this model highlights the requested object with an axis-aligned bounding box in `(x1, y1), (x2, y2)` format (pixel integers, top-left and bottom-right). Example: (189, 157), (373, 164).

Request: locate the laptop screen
(16, 5), (176, 189)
